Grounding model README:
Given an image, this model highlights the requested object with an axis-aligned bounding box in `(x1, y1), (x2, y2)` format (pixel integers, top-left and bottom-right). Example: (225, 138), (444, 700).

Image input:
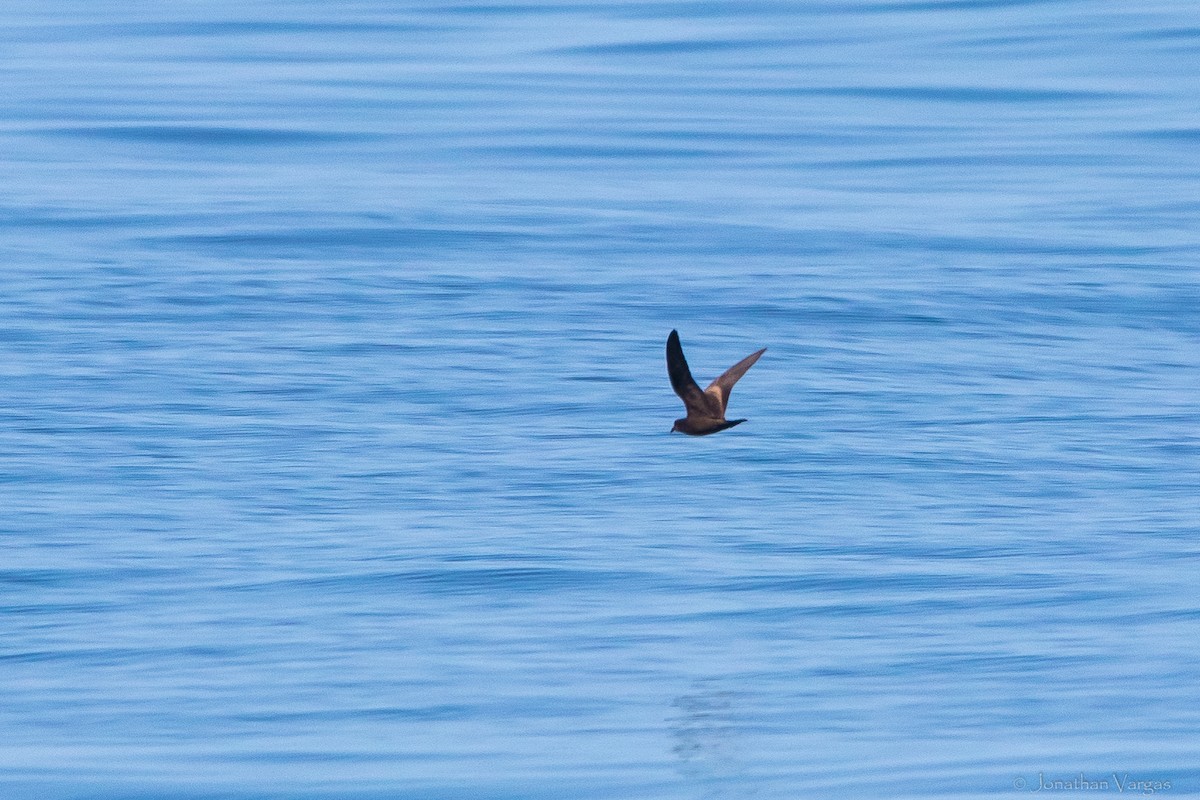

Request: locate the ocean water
(2, 1), (1199, 798)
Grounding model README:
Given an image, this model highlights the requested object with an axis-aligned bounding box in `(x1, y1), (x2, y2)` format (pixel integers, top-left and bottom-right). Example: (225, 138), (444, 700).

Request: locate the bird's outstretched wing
(667, 330), (718, 418)
(705, 347), (766, 414)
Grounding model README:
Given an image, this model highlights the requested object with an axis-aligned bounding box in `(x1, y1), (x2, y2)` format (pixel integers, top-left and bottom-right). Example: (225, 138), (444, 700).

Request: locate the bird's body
(666, 329), (765, 435)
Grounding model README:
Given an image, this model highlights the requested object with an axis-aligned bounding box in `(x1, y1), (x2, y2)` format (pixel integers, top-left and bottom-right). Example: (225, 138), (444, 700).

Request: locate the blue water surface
(2, 1), (1199, 798)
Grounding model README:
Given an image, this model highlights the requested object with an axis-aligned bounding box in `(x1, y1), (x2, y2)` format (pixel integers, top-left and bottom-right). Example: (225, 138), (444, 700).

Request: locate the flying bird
(666, 329), (766, 435)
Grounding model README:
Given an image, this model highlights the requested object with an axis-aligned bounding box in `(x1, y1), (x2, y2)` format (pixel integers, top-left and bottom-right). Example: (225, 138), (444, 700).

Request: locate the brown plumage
(666, 329), (766, 435)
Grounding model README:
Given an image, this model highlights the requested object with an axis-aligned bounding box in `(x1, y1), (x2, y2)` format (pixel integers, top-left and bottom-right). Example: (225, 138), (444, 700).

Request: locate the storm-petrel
(666, 329), (766, 435)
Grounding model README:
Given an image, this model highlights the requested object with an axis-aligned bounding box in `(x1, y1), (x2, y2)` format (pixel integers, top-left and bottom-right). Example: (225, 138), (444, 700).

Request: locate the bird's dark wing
(666, 330), (716, 418)
(705, 347), (766, 414)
